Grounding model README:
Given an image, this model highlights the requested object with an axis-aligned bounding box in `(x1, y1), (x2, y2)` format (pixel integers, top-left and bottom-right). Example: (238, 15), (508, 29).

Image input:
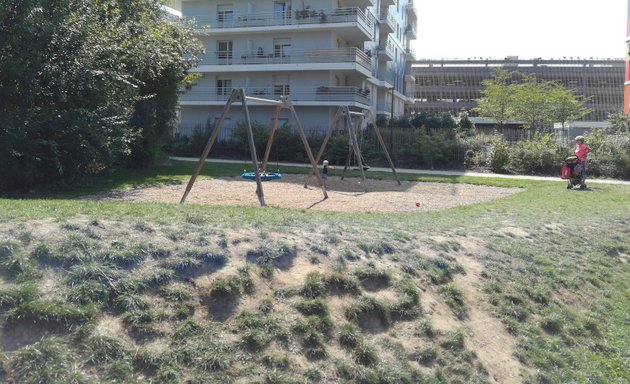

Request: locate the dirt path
(83, 174), (522, 213)
(453, 255), (525, 384)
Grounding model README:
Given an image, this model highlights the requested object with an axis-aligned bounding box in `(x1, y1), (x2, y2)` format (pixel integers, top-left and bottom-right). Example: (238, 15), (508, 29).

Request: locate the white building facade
(174, 0), (417, 135)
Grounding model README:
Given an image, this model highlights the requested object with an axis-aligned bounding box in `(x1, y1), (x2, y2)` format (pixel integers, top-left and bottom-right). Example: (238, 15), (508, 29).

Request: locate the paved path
(171, 157), (630, 186)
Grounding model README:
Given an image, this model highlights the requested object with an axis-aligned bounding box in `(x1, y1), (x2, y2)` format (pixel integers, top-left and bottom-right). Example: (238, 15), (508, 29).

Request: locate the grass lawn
(0, 160), (628, 383)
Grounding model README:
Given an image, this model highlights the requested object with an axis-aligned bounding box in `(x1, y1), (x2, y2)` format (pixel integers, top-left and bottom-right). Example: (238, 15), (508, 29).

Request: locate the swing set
(180, 88), (328, 206)
(304, 106), (400, 192)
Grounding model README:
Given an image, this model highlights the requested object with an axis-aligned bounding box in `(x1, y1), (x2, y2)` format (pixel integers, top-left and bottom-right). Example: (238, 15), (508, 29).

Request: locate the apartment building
(174, 0), (417, 135)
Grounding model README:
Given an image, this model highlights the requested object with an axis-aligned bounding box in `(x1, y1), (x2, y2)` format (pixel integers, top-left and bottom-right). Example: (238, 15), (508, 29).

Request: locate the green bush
(399, 129), (459, 169)
(586, 130), (630, 179)
(488, 135), (510, 173)
(508, 132), (564, 175)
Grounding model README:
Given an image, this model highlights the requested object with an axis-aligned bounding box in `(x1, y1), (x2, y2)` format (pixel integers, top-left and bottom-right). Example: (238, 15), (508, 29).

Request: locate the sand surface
(84, 174), (522, 213)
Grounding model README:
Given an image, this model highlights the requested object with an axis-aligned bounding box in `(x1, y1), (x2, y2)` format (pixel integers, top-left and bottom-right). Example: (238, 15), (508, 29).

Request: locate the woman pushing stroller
(564, 136), (589, 190)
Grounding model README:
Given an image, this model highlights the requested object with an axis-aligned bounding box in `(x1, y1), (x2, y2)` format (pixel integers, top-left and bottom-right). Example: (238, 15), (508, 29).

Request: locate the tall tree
(511, 74), (556, 136)
(0, 0), (202, 191)
(548, 82), (591, 131)
(473, 68), (515, 130)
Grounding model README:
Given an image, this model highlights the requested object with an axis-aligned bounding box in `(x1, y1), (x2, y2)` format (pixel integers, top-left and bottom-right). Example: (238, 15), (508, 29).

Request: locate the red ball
(415, 202), (421, 207)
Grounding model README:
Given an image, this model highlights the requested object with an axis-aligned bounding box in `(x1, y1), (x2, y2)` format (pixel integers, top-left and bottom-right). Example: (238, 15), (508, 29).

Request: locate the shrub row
(169, 123), (630, 179)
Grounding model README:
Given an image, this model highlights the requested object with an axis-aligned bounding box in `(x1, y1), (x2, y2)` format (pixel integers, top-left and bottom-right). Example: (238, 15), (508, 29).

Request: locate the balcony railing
(180, 86), (371, 105)
(199, 48), (372, 71)
(377, 37), (395, 59)
(405, 3), (417, 17)
(189, 7), (373, 38)
(405, 24), (417, 38)
(405, 47), (417, 61)
(379, 10), (395, 33)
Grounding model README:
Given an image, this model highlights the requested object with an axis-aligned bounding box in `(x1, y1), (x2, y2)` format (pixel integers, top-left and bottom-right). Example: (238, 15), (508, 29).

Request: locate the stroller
(561, 155), (586, 189)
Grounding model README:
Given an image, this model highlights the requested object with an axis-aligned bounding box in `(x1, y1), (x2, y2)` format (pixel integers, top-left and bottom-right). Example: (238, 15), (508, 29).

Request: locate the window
(274, 84), (290, 96)
(217, 4), (234, 24)
(217, 79), (232, 96)
(274, 1), (291, 19)
(217, 40), (233, 61)
(274, 38), (291, 63)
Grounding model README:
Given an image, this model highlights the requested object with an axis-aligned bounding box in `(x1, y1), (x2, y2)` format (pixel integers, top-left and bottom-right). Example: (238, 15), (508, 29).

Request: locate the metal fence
(174, 123), (574, 170)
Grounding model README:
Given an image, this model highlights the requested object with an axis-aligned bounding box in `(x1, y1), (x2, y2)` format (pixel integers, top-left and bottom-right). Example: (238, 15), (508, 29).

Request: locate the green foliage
(170, 321), (233, 372)
(325, 272), (361, 295)
(473, 68), (516, 129)
(339, 323), (363, 349)
(586, 129), (630, 179)
(83, 335), (127, 365)
(238, 312), (289, 350)
(605, 111), (630, 134)
(399, 129), (459, 169)
(410, 112), (457, 129)
(354, 268), (392, 290)
(345, 296), (391, 329)
(0, 0), (202, 191)
(0, 240), (20, 260)
(0, 283), (39, 309)
(508, 132), (564, 174)
(122, 309), (163, 338)
(354, 342), (379, 366)
(6, 300), (97, 329)
(47, 234), (100, 266)
(438, 283), (466, 319)
(413, 343), (438, 364)
(441, 330), (466, 351)
(474, 69), (590, 133)
(300, 271), (328, 298)
(246, 242), (297, 278)
(211, 275), (242, 299)
(391, 280), (422, 321)
(102, 243), (148, 268)
(12, 337), (91, 384)
(487, 135), (510, 173)
(113, 293), (150, 312)
(294, 299), (329, 316)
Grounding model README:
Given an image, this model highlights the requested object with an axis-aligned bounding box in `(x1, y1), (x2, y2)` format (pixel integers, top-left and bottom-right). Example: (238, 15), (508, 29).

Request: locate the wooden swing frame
(304, 106), (400, 192)
(180, 88), (328, 206)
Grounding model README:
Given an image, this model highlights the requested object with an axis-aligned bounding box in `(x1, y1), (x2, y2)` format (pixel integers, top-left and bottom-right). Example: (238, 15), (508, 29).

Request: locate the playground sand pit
(86, 174), (523, 213)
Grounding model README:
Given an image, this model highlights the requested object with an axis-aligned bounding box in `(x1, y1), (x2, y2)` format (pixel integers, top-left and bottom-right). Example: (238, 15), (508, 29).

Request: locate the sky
(412, 0), (626, 60)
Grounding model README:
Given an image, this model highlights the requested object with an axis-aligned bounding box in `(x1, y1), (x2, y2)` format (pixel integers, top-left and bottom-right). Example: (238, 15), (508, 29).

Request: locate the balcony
(196, 48), (372, 73)
(405, 24), (417, 39)
(343, 0), (375, 7)
(405, 47), (416, 61)
(379, 10), (395, 34)
(405, 3), (418, 21)
(189, 8), (374, 41)
(380, 0), (395, 8)
(377, 38), (395, 61)
(180, 86), (372, 107)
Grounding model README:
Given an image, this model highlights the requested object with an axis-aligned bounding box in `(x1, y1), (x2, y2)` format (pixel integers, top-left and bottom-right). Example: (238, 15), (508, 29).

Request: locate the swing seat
(241, 172), (283, 181)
